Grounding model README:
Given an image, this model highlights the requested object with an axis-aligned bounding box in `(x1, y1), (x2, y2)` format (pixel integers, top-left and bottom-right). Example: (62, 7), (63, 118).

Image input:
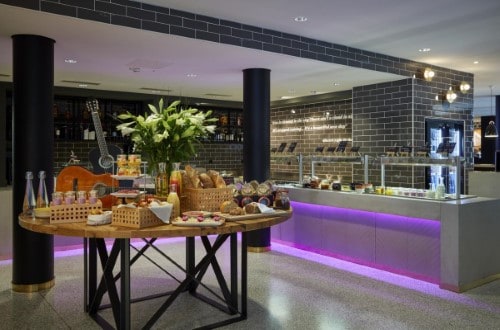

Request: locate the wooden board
(214, 209), (288, 221)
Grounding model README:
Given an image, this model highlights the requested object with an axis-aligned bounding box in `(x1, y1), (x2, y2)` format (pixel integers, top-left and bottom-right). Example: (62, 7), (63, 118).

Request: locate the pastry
(241, 183), (256, 196)
(257, 183), (271, 196)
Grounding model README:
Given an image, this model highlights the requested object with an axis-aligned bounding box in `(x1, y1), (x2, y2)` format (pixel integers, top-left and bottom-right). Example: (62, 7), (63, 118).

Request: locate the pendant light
(485, 85), (498, 138)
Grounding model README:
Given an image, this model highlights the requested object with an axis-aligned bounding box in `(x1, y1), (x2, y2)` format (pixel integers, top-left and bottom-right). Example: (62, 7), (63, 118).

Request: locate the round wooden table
(19, 211), (292, 329)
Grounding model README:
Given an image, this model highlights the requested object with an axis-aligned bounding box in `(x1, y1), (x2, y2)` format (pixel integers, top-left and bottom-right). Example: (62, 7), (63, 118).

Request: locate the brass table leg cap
(247, 246), (271, 253)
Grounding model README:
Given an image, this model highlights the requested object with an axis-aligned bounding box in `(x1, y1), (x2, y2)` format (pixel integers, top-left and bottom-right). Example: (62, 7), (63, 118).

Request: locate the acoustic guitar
(56, 165), (117, 209)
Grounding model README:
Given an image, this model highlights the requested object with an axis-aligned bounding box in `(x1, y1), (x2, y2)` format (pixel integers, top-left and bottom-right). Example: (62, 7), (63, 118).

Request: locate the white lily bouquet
(116, 99), (217, 173)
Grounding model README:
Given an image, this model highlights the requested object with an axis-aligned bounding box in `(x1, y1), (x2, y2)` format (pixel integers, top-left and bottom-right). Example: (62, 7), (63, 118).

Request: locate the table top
(18, 210), (292, 239)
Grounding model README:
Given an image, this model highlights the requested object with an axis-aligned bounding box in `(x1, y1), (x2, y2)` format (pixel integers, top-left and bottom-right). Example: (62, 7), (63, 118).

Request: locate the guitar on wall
(56, 99), (118, 209)
(86, 98), (121, 173)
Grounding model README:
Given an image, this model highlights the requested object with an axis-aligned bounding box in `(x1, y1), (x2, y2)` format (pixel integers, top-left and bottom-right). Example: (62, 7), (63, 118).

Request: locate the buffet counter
(271, 186), (500, 292)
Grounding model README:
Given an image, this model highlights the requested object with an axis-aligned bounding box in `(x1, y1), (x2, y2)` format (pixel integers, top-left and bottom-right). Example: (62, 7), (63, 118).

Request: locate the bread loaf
(244, 202), (261, 214)
(215, 175), (227, 188)
(199, 173), (215, 188)
(220, 200), (239, 213)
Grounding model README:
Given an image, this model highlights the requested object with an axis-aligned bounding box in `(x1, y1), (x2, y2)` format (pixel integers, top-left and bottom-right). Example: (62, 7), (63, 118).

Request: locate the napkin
(149, 201), (173, 224)
(257, 203), (275, 214)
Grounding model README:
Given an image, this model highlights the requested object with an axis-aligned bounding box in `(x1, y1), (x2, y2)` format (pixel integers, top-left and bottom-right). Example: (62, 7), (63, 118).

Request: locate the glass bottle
(167, 183), (181, 221)
(155, 162), (169, 197)
(169, 162), (182, 195)
(436, 177), (446, 199)
(36, 170), (49, 208)
(23, 171), (36, 215)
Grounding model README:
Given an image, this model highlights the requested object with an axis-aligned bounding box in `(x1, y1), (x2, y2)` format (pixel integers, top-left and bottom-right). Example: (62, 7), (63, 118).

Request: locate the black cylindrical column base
(243, 68), (271, 251)
(12, 35), (55, 290)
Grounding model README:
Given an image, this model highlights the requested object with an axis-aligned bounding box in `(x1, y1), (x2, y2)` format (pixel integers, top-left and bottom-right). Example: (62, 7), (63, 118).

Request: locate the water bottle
(37, 171), (49, 208)
(23, 171), (36, 215)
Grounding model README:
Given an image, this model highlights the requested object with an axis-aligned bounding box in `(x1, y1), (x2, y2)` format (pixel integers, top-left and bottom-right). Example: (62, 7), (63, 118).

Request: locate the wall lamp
(423, 68), (435, 81)
(445, 86), (457, 103)
(459, 81), (471, 94)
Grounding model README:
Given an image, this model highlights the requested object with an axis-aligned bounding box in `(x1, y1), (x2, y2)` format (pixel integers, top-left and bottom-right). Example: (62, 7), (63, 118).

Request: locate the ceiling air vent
(204, 93), (232, 98)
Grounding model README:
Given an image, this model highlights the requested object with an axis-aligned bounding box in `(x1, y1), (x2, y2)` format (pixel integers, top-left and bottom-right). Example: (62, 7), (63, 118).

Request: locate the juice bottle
(167, 183), (180, 221)
(169, 162), (182, 195)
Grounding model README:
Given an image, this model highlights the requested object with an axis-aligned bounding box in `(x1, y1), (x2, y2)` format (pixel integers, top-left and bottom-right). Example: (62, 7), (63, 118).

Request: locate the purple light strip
(280, 201), (441, 283)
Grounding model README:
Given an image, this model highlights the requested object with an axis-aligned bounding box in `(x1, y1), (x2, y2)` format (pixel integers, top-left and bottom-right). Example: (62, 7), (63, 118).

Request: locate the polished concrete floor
(1, 237), (500, 329)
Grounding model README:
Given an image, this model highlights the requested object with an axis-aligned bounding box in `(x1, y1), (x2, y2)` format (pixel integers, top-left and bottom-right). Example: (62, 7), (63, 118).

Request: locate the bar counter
(271, 186), (500, 292)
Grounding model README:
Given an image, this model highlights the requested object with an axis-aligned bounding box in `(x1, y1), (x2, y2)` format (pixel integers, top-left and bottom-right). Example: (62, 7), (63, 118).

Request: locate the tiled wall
(270, 99), (354, 183)
(53, 140), (244, 176)
(352, 78), (473, 188)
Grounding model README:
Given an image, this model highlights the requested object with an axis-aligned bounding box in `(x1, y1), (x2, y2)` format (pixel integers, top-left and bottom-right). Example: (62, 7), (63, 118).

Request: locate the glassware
(275, 190), (290, 210)
(64, 191), (75, 204)
(88, 190), (98, 204)
(23, 171), (36, 215)
(155, 162), (169, 197)
(36, 170), (49, 208)
(52, 192), (63, 205)
(77, 191), (87, 204)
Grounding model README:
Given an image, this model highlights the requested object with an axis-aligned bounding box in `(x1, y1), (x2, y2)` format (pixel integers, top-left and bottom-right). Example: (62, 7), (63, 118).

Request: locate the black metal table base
(84, 233), (248, 329)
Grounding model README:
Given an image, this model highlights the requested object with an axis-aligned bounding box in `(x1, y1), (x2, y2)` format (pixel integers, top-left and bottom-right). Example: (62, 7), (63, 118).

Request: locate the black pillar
(243, 68), (271, 251)
(12, 35), (55, 291)
(495, 95), (500, 151)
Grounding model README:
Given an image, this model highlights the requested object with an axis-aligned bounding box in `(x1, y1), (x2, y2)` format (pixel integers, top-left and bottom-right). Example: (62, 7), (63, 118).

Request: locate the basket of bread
(181, 166), (233, 212)
(112, 198), (172, 228)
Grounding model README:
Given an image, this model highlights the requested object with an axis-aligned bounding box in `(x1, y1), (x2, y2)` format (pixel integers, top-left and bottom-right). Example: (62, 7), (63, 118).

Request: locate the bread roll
(185, 165), (201, 188)
(199, 173), (215, 188)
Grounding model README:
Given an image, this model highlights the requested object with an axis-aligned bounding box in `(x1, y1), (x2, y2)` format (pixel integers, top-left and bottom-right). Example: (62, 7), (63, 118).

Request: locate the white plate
(34, 207), (51, 218)
(110, 191), (145, 198)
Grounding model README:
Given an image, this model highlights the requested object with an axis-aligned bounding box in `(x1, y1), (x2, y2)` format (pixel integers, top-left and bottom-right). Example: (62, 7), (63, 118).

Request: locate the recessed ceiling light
(294, 16), (308, 22)
(473, 60), (479, 64)
(332, 82), (340, 86)
(280, 96), (294, 100)
(418, 48), (431, 52)
(78, 84), (88, 88)
(186, 73), (198, 78)
(64, 59), (77, 64)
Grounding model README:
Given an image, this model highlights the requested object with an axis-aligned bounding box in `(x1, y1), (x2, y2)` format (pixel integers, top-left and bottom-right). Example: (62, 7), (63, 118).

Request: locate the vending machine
(425, 118), (464, 194)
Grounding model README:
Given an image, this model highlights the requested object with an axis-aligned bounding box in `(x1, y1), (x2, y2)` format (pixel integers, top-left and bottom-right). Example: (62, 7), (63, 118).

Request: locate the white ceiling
(1, 1), (500, 114)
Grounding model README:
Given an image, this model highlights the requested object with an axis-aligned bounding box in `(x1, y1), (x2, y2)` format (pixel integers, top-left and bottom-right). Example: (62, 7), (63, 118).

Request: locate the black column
(495, 95), (500, 151)
(12, 35), (55, 291)
(243, 68), (271, 251)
